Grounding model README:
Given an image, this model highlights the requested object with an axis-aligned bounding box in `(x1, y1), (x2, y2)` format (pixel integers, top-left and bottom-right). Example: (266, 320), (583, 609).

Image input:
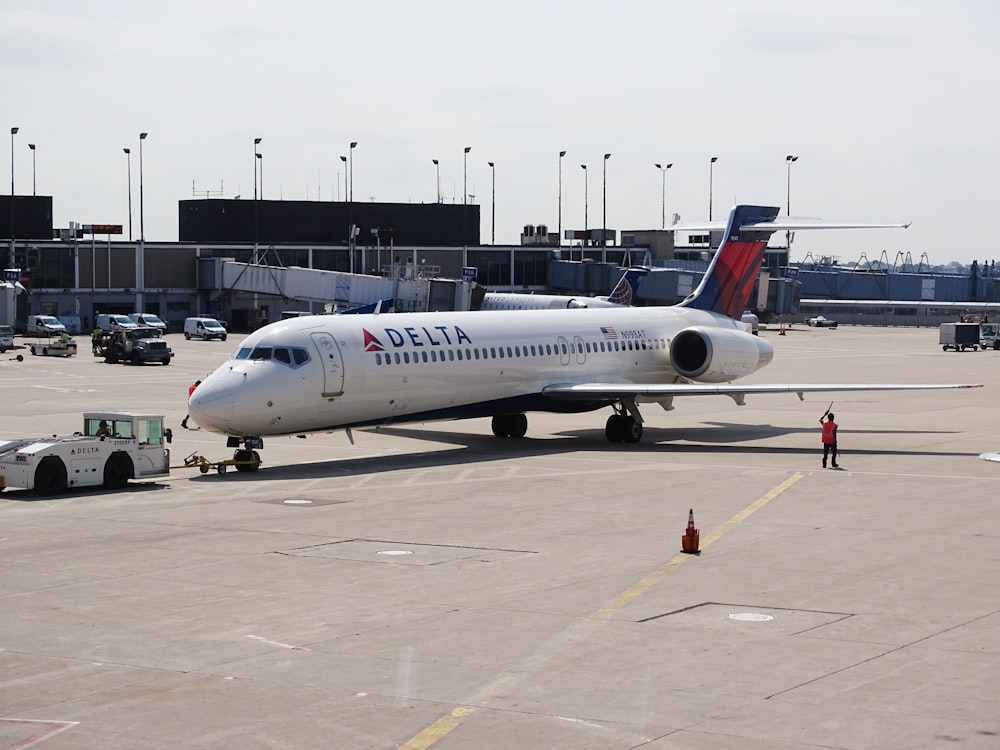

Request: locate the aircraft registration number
(620, 329), (647, 340)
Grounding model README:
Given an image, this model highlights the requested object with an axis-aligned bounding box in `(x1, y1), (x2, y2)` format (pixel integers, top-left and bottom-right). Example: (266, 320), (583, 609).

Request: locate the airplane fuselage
(189, 306), (768, 438)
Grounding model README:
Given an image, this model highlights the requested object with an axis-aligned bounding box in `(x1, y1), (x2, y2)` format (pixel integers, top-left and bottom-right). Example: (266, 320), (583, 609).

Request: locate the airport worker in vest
(820, 411), (839, 469)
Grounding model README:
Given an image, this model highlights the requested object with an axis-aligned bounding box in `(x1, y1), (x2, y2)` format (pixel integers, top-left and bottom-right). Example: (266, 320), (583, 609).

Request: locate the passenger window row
(373, 338), (668, 366)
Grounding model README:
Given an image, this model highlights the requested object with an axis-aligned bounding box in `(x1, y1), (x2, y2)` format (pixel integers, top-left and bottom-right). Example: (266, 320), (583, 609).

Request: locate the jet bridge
(198, 257), (475, 312)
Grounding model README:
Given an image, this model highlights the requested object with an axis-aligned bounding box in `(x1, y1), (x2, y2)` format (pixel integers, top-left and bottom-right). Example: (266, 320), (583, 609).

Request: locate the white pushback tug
(0, 412), (170, 495)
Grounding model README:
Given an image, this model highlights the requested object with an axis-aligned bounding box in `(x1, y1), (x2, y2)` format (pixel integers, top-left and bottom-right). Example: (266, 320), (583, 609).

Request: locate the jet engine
(669, 326), (774, 383)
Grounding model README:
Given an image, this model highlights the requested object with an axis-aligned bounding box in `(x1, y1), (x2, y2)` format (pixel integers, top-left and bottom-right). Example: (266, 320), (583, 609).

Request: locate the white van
(184, 316), (227, 341)
(0, 324), (13, 352)
(129, 313), (168, 332)
(95, 314), (138, 333)
(28, 315), (68, 337)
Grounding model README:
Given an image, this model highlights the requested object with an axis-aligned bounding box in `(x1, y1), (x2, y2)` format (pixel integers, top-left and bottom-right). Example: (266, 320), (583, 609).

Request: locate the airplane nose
(188, 379), (235, 432)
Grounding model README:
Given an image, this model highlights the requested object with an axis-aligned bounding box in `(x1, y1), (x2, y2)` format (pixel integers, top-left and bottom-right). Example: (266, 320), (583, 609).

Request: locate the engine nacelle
(670, 326), (774, 383)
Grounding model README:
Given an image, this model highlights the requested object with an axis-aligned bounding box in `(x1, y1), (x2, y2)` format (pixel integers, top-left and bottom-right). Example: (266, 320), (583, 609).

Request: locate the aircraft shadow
(191, 422), (975, 482)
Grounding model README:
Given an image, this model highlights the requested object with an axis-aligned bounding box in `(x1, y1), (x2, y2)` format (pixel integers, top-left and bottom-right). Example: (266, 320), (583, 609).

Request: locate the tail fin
(677, 205), (779, 319)
(604, 267), (649, 306)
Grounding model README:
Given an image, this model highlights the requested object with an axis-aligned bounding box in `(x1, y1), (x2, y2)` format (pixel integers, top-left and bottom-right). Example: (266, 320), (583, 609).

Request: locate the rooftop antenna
(192, 180), (224, 199)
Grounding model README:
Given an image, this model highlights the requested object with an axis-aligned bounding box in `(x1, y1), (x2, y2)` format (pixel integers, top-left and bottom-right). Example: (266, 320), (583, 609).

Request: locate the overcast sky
(4, 0), (998, 264)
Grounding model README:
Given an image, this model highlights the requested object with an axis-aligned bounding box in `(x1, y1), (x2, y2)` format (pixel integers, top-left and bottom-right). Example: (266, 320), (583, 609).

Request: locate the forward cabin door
(309, 332), (346, 397)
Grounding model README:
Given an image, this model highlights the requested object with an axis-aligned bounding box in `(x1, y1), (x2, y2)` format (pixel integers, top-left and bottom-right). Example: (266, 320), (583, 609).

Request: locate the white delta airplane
(189, 204), (981, 470)
(479, 267), (647, 310)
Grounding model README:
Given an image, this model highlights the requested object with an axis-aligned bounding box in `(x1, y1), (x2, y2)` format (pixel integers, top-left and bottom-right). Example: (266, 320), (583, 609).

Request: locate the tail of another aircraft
(604, 267), (649, 306)
(677, 205), (780, 320)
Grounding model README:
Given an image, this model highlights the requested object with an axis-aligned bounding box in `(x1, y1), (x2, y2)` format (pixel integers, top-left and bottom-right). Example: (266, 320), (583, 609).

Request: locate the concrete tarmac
(1, 325), (997, 749)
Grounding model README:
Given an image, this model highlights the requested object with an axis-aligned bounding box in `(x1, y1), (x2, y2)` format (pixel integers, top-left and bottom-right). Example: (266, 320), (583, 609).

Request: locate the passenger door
(309, 332), (346, 397)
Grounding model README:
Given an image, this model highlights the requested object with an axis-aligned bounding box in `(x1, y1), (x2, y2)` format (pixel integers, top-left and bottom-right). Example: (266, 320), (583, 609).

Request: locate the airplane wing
(543, 382), (981, 406)
(666, 218), (911, 233)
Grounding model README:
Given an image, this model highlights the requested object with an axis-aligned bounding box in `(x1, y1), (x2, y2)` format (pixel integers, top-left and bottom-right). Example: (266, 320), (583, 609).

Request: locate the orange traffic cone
(681, 508), (700, 554)
(779, 321), (786, 336)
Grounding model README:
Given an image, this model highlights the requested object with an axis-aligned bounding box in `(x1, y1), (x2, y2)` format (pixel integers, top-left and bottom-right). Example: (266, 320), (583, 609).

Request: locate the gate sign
(461, 266), (478, 280)
(3, 269), (20, 282)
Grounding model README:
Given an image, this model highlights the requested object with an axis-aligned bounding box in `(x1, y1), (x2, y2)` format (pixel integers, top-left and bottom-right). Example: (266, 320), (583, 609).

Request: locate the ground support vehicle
(807, 315), (838, 328)
(181, 449), (261, 474)
(98, 327), (173, 365)
(980, 322), (1000, 350)
(0, 324), (13, 352)
(184, 316), (228, 341)
(29, 338), (77, 357)
(0, 412), (170, 495)
(939, 322), (980, 351)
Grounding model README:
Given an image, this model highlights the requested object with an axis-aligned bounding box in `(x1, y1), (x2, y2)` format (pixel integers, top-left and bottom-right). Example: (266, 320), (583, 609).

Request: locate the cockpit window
(234, 344), (310, 367)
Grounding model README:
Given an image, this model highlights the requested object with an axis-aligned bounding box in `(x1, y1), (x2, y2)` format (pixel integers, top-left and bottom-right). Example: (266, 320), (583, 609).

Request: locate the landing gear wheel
(103, 452), (133, 489)
(605, 415), (643, 444)
(233, 449), (261, 472)
(623, 416), (643, 443)
(605, 414), (626, 442)
(491, 414), (527, 438)
(34, 456), (67, 495)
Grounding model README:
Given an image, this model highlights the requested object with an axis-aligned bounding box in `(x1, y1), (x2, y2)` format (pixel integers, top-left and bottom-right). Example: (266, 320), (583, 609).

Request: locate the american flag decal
(601, 326), (618, 340)
(362, 329), (384, 352)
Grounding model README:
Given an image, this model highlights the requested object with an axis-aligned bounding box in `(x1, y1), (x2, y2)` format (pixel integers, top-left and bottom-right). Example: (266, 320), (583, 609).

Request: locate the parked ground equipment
(939, 322), (980, 351)
(980, 322), (1000, 350)
(98, 327), (173, 365)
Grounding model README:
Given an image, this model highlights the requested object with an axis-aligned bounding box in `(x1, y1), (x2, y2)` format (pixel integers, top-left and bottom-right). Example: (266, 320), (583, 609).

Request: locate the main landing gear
(606, 397), (644, 443)
(490, 398), (646, 444)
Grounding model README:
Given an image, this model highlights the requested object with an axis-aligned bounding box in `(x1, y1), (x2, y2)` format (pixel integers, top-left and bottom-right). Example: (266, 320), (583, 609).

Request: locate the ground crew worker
(820, 411), (839, 469)
(181, 380), (201, 429)
(91, 327), (102, 354)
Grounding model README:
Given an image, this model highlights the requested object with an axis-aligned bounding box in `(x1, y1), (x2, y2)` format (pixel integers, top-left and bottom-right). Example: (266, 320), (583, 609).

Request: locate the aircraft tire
(233, 449), (261, 472)
(605, 415), (626, 443)
(491, 414), (527, 439)
(623, 417), (643, 443)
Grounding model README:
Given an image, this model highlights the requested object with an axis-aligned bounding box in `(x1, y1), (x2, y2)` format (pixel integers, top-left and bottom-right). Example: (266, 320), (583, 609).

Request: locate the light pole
(253, 138), (261, 200)
(348, 141), (357, 273)
(9, 127), (17, 266)
(256, 152), (263, 199)
(138, 132), (148, 242)
(28, 143), (36, 195)
(9, 126), (16, 196)
(580, 163), (588, 260)
(558, 150), (566, 249)
(463, 146), (471, 266)
(487, 161), (495, 245)
(654, 162), (672, 229)
(432, 158), (440, 203)
(123, 148), (133, 242)
(785, 154), (798, 247)
(602, 153), (610, 248)
(253, 137), (261, 251)
(708, 156), (718, 221)
(339, 155), (347, 201)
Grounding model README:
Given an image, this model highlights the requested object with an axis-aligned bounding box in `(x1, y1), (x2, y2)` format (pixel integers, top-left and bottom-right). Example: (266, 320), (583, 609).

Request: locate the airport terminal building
(3, 194), (999, 332)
